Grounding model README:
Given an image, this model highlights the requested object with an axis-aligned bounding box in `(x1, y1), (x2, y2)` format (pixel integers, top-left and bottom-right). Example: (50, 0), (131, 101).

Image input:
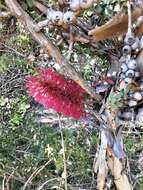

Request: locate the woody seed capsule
(119, 56), (126, 63)
(140, 83), (143, 90)
(120, 111), (132, 120)
(133, 92), (142, 101)
(128, 100), (137, 107)
(134, 71), (140, 78)
(120, 73), (126, 79)
(125, 69), (135, 78)
(47, 10), (63, 23)
(131, 38), (140, 50)
(124, 77), (132, 84)
(63, 11), (75, 23)
(127, 59), (137, 70)
(54, 11), (63, 22)
(70, 0), (80, 11)
(124, 33), (135, 45)
(121, 63), (128, 73)
(122, 45), (131, 54)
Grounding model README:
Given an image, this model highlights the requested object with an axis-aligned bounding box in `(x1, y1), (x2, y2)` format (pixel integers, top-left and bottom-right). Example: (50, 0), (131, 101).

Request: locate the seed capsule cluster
(119, 34), (140, 84)
(118, 16), (143, 121)
(45, 1), (94, 26)
(47, 9), (76, 25)
(93, 15), (143, 122)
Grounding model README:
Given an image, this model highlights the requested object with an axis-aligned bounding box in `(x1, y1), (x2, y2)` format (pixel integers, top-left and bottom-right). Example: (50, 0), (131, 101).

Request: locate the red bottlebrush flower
(26, 68), (87, 119)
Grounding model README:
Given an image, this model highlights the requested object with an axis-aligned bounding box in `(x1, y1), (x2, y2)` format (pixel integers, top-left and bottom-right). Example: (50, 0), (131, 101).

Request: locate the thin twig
(127, 1), (132, 34)
(58, 114), (68, 190)
(2, 175), (6, 190)
(23, 160), (53, 190)
(67, 26), (74, 61)
(37, 178), (60, 190)
(0, 42), (26, 58)
(6, 169), (17, 186)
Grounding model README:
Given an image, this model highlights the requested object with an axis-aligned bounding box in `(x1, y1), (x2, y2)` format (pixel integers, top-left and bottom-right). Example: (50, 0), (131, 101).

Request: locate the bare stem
(23, 160), (52, 190)
(127, 1), (132, 34)
(58, 115), (68, 190)
(67, 26), (74, 61)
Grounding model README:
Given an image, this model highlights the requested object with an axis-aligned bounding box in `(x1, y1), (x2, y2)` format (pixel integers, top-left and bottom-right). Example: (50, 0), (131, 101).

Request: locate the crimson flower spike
(26, 68), (87, 119)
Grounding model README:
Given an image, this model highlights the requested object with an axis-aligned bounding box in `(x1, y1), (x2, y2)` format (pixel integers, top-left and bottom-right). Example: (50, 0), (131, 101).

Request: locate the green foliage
(16, 34), (30, 49)
(0, 0), (6, 9)
(107, 88), (129, 110)
(124, 135), (143, 189)
(0, 54), (12, 72)
(136, 176), (143, 190)
(92, 0), (126, 27)
(0, 109), (99, 188)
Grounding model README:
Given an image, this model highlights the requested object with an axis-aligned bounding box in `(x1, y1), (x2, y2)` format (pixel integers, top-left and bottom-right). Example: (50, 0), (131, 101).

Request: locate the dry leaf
(89, 6), (143, 41)
(97, 162), (108, 190)
(108, 156), (132, 190)
(135, 22), (143, 36)
(96, 130), (108, 190)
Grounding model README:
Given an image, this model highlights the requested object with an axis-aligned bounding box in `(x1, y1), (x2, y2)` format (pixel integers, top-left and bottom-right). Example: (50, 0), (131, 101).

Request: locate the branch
(32, 0), (47, 14)
(32, 0), (115, 55)
(5, 0), (101, 100)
